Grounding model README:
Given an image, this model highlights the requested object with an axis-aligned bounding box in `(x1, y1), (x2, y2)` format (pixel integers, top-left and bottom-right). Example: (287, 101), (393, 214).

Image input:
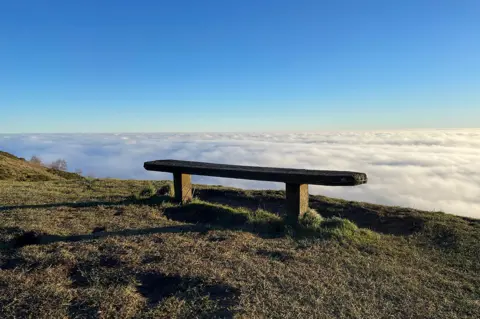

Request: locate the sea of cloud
(1, 130), (479, 218)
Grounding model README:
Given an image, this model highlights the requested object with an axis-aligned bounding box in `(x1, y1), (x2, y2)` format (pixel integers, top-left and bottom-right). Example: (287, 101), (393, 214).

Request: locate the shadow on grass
(66, 269), (241, 318)
(137, 271), (240, 318)
(0, 195), (171, 212)
(1, 184), (429, 236)
(196, 188), (429, 236)
(0, 200), (127, 212)
(2, 224), (206, 250)
(0, 194), (286, 248)
(195, 188), (285, 215)
(2, 201), (375, 253)
(0, 186), (437, 243)
(1, 197), (285, 250)
(163, 202), (285, 237)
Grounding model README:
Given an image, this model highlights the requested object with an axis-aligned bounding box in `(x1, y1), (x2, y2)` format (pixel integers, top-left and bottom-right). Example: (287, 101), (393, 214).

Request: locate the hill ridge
(0, 150), (82, 181)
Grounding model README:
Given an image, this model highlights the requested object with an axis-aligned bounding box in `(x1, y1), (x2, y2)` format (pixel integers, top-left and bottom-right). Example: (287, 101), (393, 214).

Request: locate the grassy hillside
(0, 151), (82, 181)
(0, 151), (479, 318)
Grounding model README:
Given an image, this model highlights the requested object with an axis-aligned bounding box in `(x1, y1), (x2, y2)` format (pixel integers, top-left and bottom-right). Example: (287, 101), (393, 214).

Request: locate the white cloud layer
(1, 130), (479, 218)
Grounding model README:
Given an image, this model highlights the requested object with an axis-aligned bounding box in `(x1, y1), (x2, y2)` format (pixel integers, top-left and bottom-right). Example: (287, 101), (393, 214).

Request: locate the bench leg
(285, 183), (309, 225)
(173, 173), (192, 203)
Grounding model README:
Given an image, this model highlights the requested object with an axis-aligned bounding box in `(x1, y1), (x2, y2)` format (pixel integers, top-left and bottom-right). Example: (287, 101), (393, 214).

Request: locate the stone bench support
(285, 183), (309, 224)
(173, 172), (192, 203)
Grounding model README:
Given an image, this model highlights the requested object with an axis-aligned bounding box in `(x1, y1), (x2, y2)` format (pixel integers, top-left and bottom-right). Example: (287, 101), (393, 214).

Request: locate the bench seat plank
(144, 160), (367, 186)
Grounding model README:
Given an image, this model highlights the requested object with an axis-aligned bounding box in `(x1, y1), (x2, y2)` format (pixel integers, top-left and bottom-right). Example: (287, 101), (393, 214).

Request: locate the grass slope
(0, 151), (82, 181)
(0, 151), (479, 318)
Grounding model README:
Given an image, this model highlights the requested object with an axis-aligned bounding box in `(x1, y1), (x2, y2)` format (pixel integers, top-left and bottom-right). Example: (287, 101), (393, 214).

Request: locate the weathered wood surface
(144, 160), (367, 186)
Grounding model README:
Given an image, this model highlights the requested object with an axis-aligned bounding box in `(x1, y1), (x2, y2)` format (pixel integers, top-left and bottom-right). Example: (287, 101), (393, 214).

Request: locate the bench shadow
(1, 188), (426, 237)
(0, 195), (170, 212)
(1, 225), (208, 251)
(195, 188), (286, 215)
(162, 203), (285, 238)
(308, 198), (425, 236)
(196, 188), (426, 236)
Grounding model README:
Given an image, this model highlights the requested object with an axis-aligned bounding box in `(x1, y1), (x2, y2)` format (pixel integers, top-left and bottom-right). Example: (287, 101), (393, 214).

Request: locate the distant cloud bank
(1, 130), (479, 218)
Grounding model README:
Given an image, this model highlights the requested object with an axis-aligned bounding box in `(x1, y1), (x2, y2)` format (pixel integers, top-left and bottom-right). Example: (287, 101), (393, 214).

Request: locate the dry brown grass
(0, 151), (81, 182)
(0, 152), (479, 318)
(0, 178), (478, 319)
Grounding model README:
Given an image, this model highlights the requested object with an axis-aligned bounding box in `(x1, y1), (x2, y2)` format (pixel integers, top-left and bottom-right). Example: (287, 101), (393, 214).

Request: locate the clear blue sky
(1, 0), (479, 133)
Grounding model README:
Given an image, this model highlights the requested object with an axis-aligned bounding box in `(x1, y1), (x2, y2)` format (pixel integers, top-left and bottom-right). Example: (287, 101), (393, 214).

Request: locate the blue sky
(1, 0), (479, 133)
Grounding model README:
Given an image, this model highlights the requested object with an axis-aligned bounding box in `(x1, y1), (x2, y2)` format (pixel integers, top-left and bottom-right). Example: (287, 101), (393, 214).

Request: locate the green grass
(0, 152), (479, 318)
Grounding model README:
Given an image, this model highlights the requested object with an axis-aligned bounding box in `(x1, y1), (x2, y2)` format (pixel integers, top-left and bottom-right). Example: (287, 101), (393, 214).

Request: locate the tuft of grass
(321, 217), (365, 241)
(138, 183), (157, 198)
(298, 212), (379, 243)
(246, 209), (284, 233)
(299, 208), (323, 229)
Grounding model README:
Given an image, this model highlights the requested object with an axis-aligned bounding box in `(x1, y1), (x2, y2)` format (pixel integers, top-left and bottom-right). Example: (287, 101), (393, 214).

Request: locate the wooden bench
(144, 160), (367, 224)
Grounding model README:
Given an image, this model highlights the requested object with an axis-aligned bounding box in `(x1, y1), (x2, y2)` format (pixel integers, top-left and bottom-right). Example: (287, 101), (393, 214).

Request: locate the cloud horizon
(1, 129), (479, 218)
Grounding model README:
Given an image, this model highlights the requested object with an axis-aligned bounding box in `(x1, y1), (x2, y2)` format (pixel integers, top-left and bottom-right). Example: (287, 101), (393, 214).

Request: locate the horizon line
(1, 127), (480, 135)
